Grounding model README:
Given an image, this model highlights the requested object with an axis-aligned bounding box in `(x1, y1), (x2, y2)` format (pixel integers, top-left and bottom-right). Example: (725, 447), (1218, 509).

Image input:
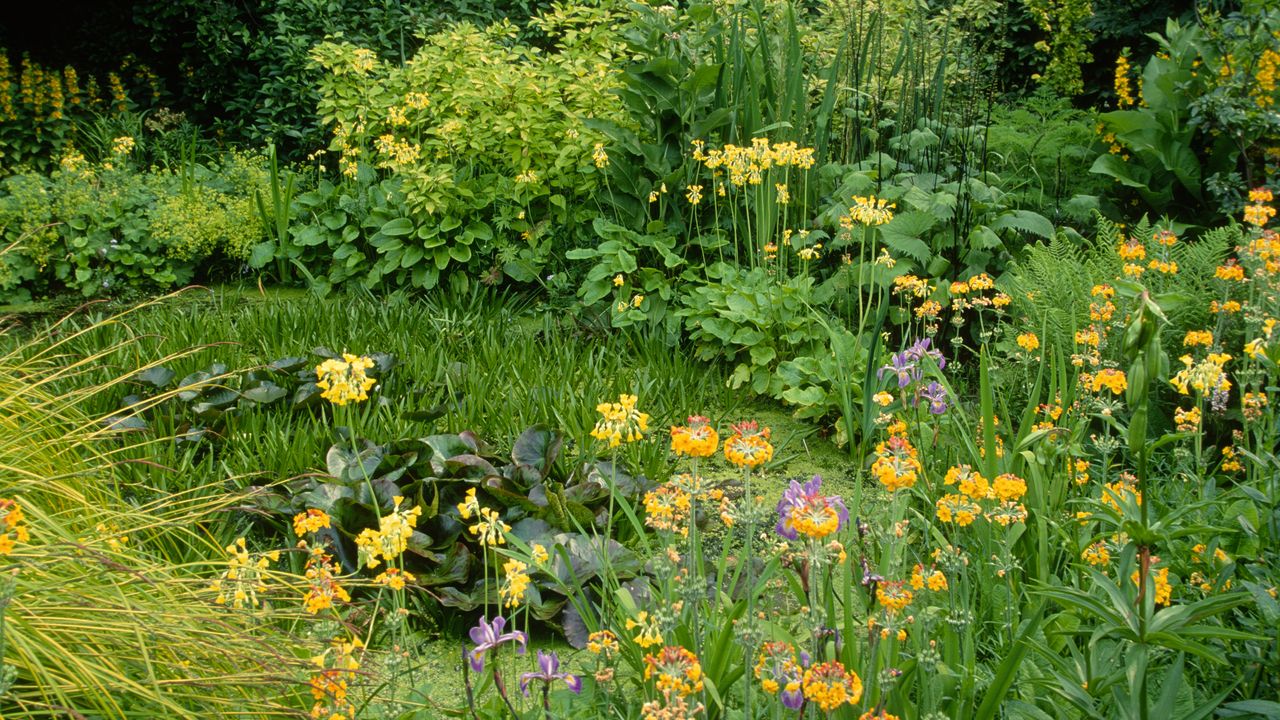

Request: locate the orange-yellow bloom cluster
(801, 660), (863, 711)
(0, 499), (29, 555)
(723, 420), (773, 468)
(670, 415), (718, 457)
(643, 646), (704, 697)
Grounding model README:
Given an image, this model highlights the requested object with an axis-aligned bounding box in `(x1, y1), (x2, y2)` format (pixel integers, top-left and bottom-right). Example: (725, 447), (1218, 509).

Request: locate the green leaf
(990, 210), (1055, 240)
(380, 217), (415, 236)
(512, 425), (563, 478)
(449, 244), (472, 263)
(134, 366), (175, 388)
(879, 211), (935, 263)
(1090, 153), (1151, 189)
(248, 241), (277, 268)
(749, 344), (777, 366)
(240, 382), (288, 404)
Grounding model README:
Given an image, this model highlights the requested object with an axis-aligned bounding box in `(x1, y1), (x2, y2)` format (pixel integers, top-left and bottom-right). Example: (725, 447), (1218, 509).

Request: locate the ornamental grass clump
(0, 300), (315, 717)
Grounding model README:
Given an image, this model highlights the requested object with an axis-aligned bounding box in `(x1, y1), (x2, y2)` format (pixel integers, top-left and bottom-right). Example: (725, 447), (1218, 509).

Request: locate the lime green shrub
(274, 6), (627, 292)
(0, 149), (269, 303)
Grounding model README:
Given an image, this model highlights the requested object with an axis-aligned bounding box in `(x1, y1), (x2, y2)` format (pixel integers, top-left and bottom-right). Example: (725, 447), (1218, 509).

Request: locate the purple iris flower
(468, 615), (528, 672)
(520, 650), (582, 695)
(774, 475), (849, 540)
(878, 351), (919, 388)
(780, 678), (805, 710)
(779, 650), (811, 709)
(861, 557), (883, 588)
(917, 381), (949, 415)
(903, 337), (947, 370)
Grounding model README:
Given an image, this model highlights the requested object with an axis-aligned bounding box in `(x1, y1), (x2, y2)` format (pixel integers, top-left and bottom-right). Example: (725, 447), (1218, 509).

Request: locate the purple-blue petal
(564, 674), (583, 694)
(781, 687), (805, 709)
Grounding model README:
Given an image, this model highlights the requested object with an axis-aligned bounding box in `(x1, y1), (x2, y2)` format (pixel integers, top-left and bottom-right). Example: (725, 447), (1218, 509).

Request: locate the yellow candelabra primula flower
(468, 506), (510, 547)
(499, 558), (530, 608)
(590, 394), (650, 448)
(315, 353), (378, 406)
(1170, 353), (1231, 398)
(211, 537), (280, 609)
(355, 496), (422, 569)
(837, 195), (896, 229)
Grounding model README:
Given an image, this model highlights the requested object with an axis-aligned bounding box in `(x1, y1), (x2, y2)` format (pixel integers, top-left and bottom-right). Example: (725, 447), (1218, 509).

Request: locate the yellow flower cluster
(1255, 49), (1278, 107)
(1081, 541), (1111, 567)
(1183, 330), (1214, 347)
(590, 394), (650, 447)
(909, 563), (948, 592)
(309, 636), (362, 720)
(644, 483), (692, 537)
(670, 415), (718, 457)
(1221, 445), (1244, 473)
(211, 537), (279, 609)
(587, 629), (620, 656)
(1070, 456), (1090, 484)
(723, 420), (773, 468)
(1214, 261), (1246, 282)
(626, 610), (664, 648)
(1090, 368), (1128, 395)
(1244, 188), (1276, 227)
(367, 133), (417, 170)
(355, 496), (422, 568)
(499, 558), (530, 608)
(694, 137), (816, 187)
(801, 660), (862, 711)
(936, 465), (1028, 527)
(876, 581), (914, 613)
(531, 543), (550, 565)
(754, 642), (803, 697)
(1243, 392), (1269, 422)
(370, 567), (412, 591)
(893, 274), (933, 299)
(315, 354), (378, 406)
(871, 430), (922, 493)
(469, 507), (510, 548)
(1101, 476), (1142, 511)
(1131, 566), (1173, 605)
(1117, 236), (1146, 260)
(302, 546), (349, 614)
(644, 646), (705, 697)
(796, 242), (823, 261)
(1114, 52), (1135, 108)
(840, 195), (896, 227)
(293, 508), (332, 538)
(0, 499), (29, 555)
(1174, 405), (1202, 431)
(948, 276), (1011, 321)
(1170, 353), (1231, 397)
(1016, 332), (1040, 353)
(111, 135), (135, 156)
